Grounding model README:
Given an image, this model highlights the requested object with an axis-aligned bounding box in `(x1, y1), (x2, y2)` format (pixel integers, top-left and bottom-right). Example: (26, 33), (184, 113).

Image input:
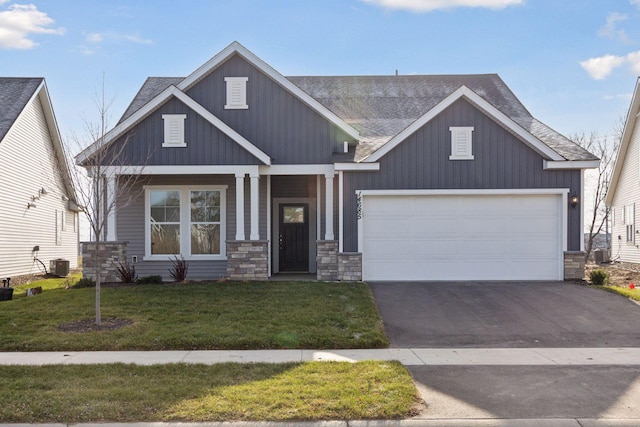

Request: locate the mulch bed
(58, 317), (133, 333)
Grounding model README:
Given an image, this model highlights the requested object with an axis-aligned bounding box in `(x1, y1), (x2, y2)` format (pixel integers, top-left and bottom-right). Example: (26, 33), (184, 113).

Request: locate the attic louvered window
(449, 126), (474, 160)
(162, 114), (187, 147)
(224, 77), (248, 109)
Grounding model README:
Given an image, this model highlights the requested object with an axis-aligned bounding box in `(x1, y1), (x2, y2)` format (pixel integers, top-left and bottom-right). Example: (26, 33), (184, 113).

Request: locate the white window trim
(624, 204), (635, 244)
(162, 114), (187, 147)
(144, 185), (227, 261)
(449, 126), (474, 160)
(224, 77), (249, 110)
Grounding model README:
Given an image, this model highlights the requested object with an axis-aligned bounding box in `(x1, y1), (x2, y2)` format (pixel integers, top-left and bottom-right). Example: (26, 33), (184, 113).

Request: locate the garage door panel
(362, 194), (562, 281)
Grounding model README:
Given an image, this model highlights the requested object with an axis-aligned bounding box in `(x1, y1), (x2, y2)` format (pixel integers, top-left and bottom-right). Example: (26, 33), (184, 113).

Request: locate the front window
(146, 186), (226, 260)
(190, 190), (221, 255)
(150, 190), (181, 254)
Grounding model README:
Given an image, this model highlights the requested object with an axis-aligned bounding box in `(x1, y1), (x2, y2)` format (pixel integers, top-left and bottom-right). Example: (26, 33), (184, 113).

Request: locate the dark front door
(279, 204), (309, 272)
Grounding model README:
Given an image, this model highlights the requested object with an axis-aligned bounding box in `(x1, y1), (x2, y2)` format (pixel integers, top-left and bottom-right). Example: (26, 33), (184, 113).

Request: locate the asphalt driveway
(368, 281), (640, 348)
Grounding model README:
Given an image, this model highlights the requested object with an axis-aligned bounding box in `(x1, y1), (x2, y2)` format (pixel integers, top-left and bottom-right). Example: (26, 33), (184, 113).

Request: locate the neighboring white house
(606, 77), (640, 263)
(0, 78), (80, 278)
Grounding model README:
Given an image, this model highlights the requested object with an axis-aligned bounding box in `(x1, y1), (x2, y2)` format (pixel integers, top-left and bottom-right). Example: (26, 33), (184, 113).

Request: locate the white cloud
(627, 50), (640, 74)
(580, 54), (626, 80)
(86, 33), (103, 43)
(598, 12), (630, 42)
(360, 0), (524, 12)
(0, 3), (64, 49)
(580, 50), (640, 80)
(83, 31), (153, 46)
(631, 0), (640, 10)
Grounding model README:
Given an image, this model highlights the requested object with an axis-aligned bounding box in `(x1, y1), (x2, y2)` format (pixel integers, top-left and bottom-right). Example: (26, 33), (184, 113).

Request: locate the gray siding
(107, 97), (261, 166)
(186, 54), (354, 164)
(343, 99), (582, 252)
(117, 174), (269, 280)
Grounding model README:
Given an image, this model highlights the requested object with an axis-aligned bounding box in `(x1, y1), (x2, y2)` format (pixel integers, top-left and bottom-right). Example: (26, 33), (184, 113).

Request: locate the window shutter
(449, 127), (474, 160)
(162, 114), (187, 147)
(224, 77), (248, 109)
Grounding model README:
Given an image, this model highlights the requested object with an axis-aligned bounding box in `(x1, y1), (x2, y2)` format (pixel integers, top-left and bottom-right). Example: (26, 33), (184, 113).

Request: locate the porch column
(250, 173), (260, 240)
(105, 176), (117, 241)
(324, 172), (335, 240)
(235, 173), (245, 240)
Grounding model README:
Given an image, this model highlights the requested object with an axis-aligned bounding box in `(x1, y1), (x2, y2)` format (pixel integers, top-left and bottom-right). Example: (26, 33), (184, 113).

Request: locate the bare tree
(572, 123), (622, 262)
(64, 78), (148, 325)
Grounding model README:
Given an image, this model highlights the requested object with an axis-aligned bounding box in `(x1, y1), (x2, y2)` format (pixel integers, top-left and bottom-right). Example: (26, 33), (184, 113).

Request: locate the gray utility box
(49, 259), (70, 277)
(594, 249), (610, 264)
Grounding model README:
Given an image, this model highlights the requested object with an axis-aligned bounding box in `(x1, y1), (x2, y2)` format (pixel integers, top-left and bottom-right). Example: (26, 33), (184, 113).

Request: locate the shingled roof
(118, 73), (597, 163)
(0, 77), (44, 143)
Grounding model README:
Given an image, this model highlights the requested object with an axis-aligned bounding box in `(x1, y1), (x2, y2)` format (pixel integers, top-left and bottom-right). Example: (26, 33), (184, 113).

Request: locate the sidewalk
(2, 348), (640, 427)
(1, 347), (640, 366)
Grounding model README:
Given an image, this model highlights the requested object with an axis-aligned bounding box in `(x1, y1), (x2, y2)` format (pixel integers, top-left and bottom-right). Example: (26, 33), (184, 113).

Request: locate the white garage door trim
(357, 189), (569, 281)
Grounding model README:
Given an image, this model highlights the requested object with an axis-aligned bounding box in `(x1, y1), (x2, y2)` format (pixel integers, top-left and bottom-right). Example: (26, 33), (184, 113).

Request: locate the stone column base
(81, 241), (127, 283)
(317, 241), (338, 281)
(564, 251), (585, 280)
(227, 240), (268, 280)
(338, 253), (362, 281)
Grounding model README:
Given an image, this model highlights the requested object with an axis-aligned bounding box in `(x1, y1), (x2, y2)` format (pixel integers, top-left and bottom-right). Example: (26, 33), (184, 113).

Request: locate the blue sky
(2, 0), (640, 149)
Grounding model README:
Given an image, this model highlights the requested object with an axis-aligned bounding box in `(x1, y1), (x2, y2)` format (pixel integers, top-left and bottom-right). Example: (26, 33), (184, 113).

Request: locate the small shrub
(169, 255), (188, 282)
(136, 275), (163, 285)
(72, 277), (96, 288)
(590, 269), (610, 286)
(115, 261), (137, 283)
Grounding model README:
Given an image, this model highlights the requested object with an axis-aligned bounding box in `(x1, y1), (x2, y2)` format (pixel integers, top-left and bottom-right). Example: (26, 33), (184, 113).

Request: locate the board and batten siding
(106, 97), (263, 166)
(117, 174), (269, 280)
(0, 94), (78, 278)
(342, 98), (582, 252)
(185, 54), (354, 164)
(610, 113), (640, 263)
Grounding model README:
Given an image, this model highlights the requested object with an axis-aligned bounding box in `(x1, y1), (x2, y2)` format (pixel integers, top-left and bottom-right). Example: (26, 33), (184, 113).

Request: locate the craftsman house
(77, 42), (598, 282)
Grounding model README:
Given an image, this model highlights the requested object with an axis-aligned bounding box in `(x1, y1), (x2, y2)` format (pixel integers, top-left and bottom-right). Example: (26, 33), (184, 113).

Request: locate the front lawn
(0, 361), (419, 423)
(0, 281), (389, 351)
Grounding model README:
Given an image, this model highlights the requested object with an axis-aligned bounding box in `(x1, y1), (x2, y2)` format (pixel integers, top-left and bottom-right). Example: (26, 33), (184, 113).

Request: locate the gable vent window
(449, 126), (474, 160)
(162, 114), (187, 147)
(224, 77), (249, 110)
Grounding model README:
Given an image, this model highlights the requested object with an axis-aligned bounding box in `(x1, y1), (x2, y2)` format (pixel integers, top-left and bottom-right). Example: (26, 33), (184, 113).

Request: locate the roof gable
(606, 77), (640, 206)
(176, 41), (359, 140)
(76, 85), (271, 165)
(364, 85), (565, 163)
(0, 78), (43, 142)
(0, 78), (77, 204)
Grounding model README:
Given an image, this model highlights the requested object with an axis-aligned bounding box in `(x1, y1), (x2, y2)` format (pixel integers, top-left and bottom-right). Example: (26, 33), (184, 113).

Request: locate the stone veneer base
(564, 251), (586, 280)
(81, 241), (127, 283)
(227, 240), (268, 281)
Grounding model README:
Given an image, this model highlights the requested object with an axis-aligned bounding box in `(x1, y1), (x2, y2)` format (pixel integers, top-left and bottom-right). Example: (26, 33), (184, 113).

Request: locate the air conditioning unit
(49, 259), (70, 277)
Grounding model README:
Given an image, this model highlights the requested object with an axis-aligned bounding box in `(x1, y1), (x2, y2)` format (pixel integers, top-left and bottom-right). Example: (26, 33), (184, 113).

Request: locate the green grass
(0, 361), (418, 423)
(0, 281), (389, 351)
(11, 273), (82, 296)
(592, 284), (640, 302)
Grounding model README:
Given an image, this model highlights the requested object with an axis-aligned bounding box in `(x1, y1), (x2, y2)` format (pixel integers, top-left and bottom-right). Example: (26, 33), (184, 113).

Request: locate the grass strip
(0, 281), (389, 351)
(591, 285), (640, 302)
(0, 361), (418, 423)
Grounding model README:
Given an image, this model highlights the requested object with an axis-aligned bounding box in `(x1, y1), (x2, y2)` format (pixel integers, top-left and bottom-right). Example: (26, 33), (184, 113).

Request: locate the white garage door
(361, 193), (563, 281)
